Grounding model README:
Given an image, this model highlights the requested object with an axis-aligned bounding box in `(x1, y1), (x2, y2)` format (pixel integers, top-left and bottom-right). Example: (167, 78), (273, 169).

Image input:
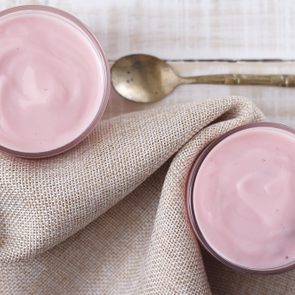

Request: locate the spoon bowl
(111, 54), (180, 103)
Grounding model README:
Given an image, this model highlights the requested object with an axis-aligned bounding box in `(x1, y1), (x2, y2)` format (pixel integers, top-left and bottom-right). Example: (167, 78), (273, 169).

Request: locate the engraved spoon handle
(180, 74), (295, 87)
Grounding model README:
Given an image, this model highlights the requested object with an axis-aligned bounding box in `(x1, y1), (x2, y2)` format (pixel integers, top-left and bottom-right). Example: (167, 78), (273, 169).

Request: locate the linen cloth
(1, 96), (294, 294)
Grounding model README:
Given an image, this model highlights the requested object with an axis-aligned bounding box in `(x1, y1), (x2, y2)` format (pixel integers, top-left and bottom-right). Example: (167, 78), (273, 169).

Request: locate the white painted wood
(1, 0), (295, 60)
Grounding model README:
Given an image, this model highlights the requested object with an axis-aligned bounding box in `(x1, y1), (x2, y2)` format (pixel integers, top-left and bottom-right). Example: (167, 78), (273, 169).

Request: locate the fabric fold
(3, 96), (282, 295)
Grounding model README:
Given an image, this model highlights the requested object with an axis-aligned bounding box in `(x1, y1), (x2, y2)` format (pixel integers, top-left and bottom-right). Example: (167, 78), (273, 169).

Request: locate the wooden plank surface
(2, 0), (295, 60)
(1, 0), (295, 125)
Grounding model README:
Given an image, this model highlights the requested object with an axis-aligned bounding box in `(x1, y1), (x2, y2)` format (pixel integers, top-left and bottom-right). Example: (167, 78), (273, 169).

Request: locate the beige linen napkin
(1, 96), (294, 294)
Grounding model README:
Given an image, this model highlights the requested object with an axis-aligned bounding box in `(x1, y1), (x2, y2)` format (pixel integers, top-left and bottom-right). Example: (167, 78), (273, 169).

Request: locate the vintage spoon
(111, 54), (295, 103)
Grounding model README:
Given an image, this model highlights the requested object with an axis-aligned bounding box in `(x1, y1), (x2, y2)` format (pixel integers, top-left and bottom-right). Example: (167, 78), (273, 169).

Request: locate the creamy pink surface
(193, 126), (295, 270)
(0, 12), (104, 153)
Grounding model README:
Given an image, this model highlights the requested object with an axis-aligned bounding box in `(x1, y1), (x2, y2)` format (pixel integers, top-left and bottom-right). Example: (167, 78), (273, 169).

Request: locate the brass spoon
(111, 54), (295, 103)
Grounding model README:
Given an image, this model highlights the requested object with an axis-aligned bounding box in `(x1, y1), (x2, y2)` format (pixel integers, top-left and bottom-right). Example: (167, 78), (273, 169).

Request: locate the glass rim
(0, 5), (110, 158)
(186, 121), (295, 274)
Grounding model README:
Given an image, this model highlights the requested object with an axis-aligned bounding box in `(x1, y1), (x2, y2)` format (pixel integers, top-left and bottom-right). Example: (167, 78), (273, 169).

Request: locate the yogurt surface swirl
(0, 10), (105, 154)
(193, 126), (295, 270)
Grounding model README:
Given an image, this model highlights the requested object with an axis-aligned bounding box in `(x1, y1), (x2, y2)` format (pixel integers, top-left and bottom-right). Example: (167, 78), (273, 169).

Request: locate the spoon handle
(181, 74), (295, 87)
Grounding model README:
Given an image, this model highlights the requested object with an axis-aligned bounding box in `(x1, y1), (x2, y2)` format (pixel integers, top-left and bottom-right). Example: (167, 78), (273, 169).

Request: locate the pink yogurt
(187, 123), (295, 273)
(0, 6), (110, 158)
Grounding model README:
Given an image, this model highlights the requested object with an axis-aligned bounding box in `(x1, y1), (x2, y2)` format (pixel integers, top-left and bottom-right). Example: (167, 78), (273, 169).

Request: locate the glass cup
(0, 5), (110, 158)
(186, 122), (295, 274)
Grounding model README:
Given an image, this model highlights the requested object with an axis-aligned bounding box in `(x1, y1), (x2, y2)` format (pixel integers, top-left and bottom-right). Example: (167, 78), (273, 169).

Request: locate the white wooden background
(2, 0), (295, 125)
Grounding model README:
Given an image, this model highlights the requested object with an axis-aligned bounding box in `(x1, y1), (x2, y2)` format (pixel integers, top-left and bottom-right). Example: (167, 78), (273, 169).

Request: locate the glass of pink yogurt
(186, 122), (295, 273)
(0, 5), (110, 158)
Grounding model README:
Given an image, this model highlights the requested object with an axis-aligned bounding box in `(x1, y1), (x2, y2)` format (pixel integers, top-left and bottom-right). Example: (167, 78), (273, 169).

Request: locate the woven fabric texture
(1, 96), (293, 294)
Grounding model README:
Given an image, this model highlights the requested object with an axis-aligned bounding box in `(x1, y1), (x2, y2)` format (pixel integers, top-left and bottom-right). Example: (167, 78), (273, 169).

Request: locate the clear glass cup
(186, 122), (295, 274)
(0, 5), (110, 158)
